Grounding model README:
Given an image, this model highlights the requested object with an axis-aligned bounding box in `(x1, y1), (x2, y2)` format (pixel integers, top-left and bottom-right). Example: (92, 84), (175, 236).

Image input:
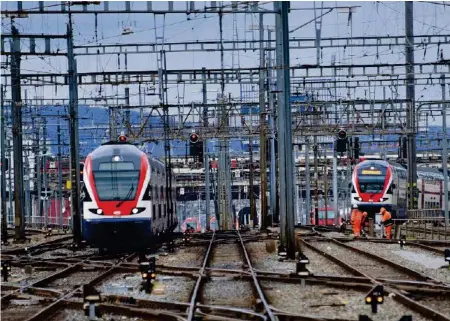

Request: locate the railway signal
(1, 260), (11, 282)
(189, 133), (199, 144)
(83, 284), (102, 319)
(277, 245), (287, 262)
(336, 129), (348, 153)
(354, 137), (360, 159)
(189, 132), (203, 163)
(118, 134), (127, 142)
(296, 252), (310, 277)
(398, 235), (406, 249)
(139, 257), (156, 293)
(365, 285), (384, 313)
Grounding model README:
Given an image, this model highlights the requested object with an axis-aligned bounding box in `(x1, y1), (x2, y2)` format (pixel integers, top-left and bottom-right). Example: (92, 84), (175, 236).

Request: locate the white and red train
(351, 160), (449, 218)
(81, 138), (177, 249)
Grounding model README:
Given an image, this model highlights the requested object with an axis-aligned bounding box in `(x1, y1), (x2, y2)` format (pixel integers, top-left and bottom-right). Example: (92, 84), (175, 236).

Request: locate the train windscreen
(357, 164), (387, 193)
(93, 162), (140, 201)
(186, 222), (197, 229)
(318, 211), (334, 219)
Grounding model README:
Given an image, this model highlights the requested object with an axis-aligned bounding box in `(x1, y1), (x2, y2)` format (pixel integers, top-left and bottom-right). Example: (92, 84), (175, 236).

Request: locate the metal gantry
(1, 1), (449, 245)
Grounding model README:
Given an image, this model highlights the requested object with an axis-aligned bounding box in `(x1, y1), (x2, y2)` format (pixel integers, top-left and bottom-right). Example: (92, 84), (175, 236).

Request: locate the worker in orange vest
(351, 204), (363, 237)
(380, 207), (393, 239)
(360, 211), (368, 236)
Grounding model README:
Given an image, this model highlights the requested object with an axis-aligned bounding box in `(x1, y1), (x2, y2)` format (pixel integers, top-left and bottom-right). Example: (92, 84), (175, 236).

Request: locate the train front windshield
(357, 164), (387, 193)
(186, 222), (197, 229)
(93, 162), (140, 201)
(318, 211), (334, 219)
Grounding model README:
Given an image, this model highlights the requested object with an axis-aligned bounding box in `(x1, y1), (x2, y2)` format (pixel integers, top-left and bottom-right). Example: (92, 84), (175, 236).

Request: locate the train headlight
(130, 207), (145, 215)
(97, 209), (103, 215)
(359, 197), (362, 201)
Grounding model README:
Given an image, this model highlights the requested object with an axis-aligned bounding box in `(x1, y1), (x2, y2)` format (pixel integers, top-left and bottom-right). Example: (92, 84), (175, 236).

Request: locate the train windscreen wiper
(116, 184), (134, 208)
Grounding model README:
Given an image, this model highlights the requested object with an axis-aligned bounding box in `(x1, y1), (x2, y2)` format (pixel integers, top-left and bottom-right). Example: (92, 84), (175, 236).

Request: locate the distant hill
(12, 105), (450, 158)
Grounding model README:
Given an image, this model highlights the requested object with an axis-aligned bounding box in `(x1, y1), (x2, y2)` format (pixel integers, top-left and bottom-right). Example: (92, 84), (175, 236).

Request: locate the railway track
(1, 228), (450, 321)
(304, 227), (450, 321)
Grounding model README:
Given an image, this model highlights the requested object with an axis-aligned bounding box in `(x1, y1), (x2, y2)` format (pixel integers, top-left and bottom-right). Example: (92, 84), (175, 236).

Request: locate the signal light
(139, 257), (156, 293)
(398, 235), (406, 249)
(337, 129), (347, 140)
(365, 285), (384, 313)
(336, 129), (348, 153)
(296, 252), (310, 276)
(189, 133), (199, 144)
(277, 245), (287, 262)
(118, 135), (127, 142)
(1, 261), (11, 282)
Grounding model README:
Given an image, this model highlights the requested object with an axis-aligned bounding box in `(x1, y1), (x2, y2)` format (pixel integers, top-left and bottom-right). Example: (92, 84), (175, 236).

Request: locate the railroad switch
(83, 284), (102, 319)
(398, 236), (406, 249)
(277, 245), (287, 262)
(1, 260), (11, 282)
(365, 285), (384, 313)
(296, 253), (310, 277)
(445, 249), (450, 266)
(140, 257), (156, 293)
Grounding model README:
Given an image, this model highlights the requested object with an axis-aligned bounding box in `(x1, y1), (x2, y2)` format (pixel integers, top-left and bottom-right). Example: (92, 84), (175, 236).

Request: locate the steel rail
(237, 230), (276, 321)
(307, 228), (450, 321)
(186, 231), (215, 321)
(1, 235), (72, 255)
(24, 252), (136, 321)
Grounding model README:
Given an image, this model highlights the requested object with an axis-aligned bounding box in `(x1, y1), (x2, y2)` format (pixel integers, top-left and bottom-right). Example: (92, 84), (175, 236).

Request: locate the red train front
(81, 137), (176, 249)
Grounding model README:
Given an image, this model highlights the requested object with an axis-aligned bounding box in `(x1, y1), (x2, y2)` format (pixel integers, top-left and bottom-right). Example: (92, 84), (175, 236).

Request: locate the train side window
(158, 204), (162, 218)
(160, 186), (164, 200)
(152, 204), (156, 220)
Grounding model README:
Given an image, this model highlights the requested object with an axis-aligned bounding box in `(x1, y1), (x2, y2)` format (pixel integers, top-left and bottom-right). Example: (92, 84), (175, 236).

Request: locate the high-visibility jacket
(381, 210), (393, 226)
(351, 209), (362, 224)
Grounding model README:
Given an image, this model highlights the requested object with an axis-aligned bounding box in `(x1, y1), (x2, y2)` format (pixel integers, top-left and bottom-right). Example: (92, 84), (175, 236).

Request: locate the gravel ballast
(261, 281), (432, 321)
(1, 295), (53, 321)
(4, 265), (65, 287)
(202, 277), (255, 308)
(48, 309), (157, 321)
(245, 241), (295, 273)
(44, 269), (105, 291)
(210, 243), (244, 270)
(311, 241), (415, 280)
(350, 241), (450, 284)
(301, 246), (355, 277)
(155, 246), (204, 268)
(97, 273), (195, 303)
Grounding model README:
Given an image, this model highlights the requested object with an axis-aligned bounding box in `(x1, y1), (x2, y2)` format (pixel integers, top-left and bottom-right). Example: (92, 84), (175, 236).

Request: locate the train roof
(90, 143), (143, 159)
(358, 159), (448, 179)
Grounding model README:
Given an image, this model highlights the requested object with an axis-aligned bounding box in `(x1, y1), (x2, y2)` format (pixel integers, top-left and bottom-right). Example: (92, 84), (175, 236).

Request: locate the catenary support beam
(405, 2), (418, 211)
(67, 17), (82, 244)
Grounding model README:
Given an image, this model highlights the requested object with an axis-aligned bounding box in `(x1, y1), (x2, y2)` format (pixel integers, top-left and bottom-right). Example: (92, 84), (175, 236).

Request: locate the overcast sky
(1, 1), (449, 130)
